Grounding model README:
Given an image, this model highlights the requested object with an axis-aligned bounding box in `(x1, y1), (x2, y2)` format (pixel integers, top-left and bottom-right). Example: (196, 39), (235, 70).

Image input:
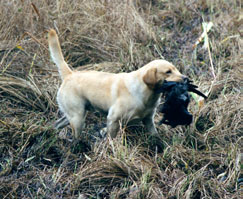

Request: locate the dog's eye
(166, 70), (172, 74)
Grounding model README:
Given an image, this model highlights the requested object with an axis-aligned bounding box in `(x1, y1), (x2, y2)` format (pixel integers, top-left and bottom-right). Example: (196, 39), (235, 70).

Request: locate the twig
(203, 23), (216, 96)
(18, 32), (48, 51)
(193, 22), (216, 97)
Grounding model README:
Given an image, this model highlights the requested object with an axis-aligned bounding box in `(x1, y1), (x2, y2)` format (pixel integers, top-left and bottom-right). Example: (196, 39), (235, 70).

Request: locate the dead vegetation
(0, 0), (241, 198)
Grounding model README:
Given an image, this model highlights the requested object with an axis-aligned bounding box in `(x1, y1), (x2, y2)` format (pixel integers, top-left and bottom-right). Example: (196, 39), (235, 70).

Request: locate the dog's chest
(125, 78), (161, 117)
(128, 93), (161, 120)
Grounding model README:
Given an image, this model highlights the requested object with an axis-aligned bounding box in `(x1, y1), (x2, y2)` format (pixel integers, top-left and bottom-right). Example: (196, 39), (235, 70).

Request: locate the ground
(0, 1), (241, 198)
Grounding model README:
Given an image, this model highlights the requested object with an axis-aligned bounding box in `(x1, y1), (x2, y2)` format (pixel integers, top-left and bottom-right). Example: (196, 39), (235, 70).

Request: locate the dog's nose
(182, 76), (188, 82)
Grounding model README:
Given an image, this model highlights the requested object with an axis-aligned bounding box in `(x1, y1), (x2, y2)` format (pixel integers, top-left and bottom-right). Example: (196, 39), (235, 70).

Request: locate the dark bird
(159, 79), (207, 127)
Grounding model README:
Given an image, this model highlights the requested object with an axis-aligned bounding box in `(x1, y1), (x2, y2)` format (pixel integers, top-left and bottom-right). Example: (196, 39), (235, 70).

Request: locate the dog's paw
(99, 127), (107, 138)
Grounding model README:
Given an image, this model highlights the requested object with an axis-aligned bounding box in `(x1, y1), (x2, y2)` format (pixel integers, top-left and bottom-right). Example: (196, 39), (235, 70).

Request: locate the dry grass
(0, 0), (241, 198)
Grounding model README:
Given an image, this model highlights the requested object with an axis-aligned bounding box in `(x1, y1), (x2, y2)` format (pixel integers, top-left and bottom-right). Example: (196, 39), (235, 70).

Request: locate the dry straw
(0, 0), (241, 198)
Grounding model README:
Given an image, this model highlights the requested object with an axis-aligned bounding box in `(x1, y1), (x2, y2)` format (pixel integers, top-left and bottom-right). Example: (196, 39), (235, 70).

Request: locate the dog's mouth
(159, 79), (207, 127)
(157, 79), (207, 98)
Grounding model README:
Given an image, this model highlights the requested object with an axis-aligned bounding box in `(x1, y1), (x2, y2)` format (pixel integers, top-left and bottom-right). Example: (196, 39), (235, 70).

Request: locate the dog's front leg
(107, 118), (119, 138)
(107, 107), (120, 138)
(142, 115), (158, 136)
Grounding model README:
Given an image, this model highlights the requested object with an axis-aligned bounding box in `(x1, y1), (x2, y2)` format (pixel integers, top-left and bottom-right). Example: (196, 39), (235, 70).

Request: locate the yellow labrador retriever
(48, 29), (186, 139)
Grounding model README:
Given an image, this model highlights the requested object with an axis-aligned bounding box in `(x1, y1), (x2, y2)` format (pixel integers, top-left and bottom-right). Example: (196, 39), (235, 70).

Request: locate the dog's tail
(48, 29), (72, 80)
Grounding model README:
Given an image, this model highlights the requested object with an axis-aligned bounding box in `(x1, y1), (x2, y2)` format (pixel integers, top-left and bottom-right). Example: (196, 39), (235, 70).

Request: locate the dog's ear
(143, 68), (157, 89)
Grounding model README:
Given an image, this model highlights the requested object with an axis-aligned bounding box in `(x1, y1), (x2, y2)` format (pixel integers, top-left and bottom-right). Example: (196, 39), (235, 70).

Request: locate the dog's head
(142, 60), (186, 90)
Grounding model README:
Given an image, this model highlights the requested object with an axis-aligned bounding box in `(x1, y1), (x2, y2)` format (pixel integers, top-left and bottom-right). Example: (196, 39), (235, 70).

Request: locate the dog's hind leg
(69, 111), (86, 140)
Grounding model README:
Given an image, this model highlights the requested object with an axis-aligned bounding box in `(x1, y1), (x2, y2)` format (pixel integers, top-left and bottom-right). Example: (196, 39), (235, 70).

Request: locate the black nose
(182, 76), (188, 82)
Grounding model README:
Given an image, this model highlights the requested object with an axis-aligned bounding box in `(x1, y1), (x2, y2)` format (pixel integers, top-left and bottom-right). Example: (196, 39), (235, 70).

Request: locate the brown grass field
(0, 0), (241, 198)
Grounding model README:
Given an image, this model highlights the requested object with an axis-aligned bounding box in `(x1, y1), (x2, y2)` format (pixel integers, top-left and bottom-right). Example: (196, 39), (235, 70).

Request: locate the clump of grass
(0, 0), (241, 198)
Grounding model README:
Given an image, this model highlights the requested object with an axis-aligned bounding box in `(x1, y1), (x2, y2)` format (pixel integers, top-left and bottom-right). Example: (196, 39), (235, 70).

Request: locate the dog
(48, 29), (186, 139)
